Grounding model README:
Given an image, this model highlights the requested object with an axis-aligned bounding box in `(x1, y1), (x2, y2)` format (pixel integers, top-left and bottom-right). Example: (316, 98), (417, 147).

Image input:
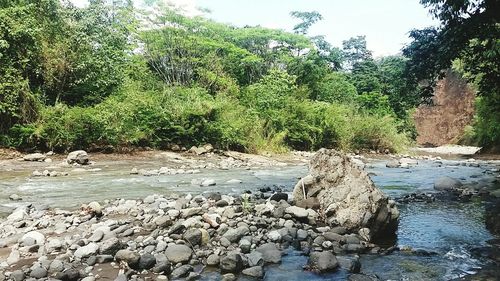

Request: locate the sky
(71, 0), (439, 57)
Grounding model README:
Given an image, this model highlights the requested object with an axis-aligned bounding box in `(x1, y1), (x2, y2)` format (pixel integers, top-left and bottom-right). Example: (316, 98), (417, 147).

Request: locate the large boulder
(67, 150), (89, 165)
(434, 176), (462, 191)
(292, 149), (399, 240)
(307, 251), (339, 273)
(23, 153), (46, 162)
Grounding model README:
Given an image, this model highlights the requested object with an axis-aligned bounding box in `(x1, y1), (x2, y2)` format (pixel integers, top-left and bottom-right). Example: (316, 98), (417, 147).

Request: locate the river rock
(171, 264), (193, 278)
(285, 206), (309, 219)
(10, 270), (24, 281)
(30, 267), (47, 278)
(74, 243), (99, 258)
(23, 153), (45, 161)
(115, 249), (140, 267)
(183, 228), (202, 246)
(255, 243), (281, 264)
(222, 226), (249, 243)
(9, 194), (22, 201)
(21, 231), (45, 245)
(292, 149), (399, 240)
(165, 244), (192, 264)
(67, 150), (89, 165)
(434, 176), (462, 191)
(307, 251), (338, 273)
(138, 253), (156, 269)
(99, 237), (123, 255)
(220, 252), (244, 273)
(242, 266), (264, 278)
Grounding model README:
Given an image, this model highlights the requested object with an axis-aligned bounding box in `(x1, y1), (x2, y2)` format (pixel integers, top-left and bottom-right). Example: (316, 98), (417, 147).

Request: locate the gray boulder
(292, 149), (399, 240)
(242, 266), (264, 278)
(115, 249), (140, 268)
(307, 251), (338, 273)
(255, 243), (281, 264)
(74, 243), (99, 259)
(434, 176), (462, 191)
(220, 252), (244, 273)
(23, 153), (45, 162)
(165, 244), (192, 264)
(67, 150), (89, 165)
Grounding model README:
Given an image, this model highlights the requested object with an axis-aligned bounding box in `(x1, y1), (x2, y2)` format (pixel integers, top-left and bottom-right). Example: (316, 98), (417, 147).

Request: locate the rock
(7, 249), (20, 264)
(255, 243), (281, 264)
(215, 199), (229, 207)
(74, 243), (99, 259)
(22, 231), (45, 245)
(56, 268), (80, 281)
(297, 229), (308, 240)
(246, 251), (264, 267)
(242, 266), (264, 278)
(268, 230), (282, 242)
(165, 244), (192, 264)
(85, 201), (102, 217)
(7, 208), (27, 222)
(171, 264), (193, 278)
(67, 150), (89, 165)
(307, 251), (339, 273)
(221, 273), (236, 281)
(9, 194), (22, 201)
(99, 237), (123, 255)
(23, 153), (45, 161)
(139, 253), (156, 269)
(239, 239), (251, 253)
(183, 228), (202, 246)
(285, 206), (309, 219)
(10, 270), (24, 281)
(270, 192), (288, 202)
(292, 149), (399, 240)
(89, 230), (104, 242)
(337, 256), (361, 273)
(30, 267), (47, 278)
(49, 259), (64, 273)
(385, 160), (400, 168)
(207, 254), (220, 266)
(115, 249), (140, 268)
(220, 252), (244, 273)
(434, 176), (462, 191)
(226, 179), (242, 184)
(46, 238), (63, 253)
(222, 226), (249, 243)
(153, 255), (171, 274)
(188, 144), (213, 155)
(201, 178), (216, 186)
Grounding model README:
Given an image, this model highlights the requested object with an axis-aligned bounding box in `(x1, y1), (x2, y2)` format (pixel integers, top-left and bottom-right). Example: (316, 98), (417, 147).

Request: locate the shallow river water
(0, 156), (499, 280)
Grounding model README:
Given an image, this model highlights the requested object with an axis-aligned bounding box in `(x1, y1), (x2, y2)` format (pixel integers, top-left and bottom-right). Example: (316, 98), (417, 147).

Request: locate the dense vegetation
(404, 0), (500, 149)
(3, 0), (496, 154)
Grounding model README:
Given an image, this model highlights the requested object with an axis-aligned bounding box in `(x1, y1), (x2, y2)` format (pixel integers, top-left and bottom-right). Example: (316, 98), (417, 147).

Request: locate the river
(0, 154), (499, 280)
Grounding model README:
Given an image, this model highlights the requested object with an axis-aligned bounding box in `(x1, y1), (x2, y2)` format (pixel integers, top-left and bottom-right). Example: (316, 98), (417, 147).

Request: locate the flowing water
(0, 156), (499, 280)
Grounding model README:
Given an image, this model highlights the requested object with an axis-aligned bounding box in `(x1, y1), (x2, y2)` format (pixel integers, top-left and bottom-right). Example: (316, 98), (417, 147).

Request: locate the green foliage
(405, 0), (500, 147)
(356, 92), (393, 116)
(290, 11), (323, 35)
(1, 4), (412, 154)
(314, 72), (357, 103)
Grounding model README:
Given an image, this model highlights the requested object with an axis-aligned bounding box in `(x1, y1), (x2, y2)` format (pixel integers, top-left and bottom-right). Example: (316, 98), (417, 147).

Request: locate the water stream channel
(1, 155), (499, 280)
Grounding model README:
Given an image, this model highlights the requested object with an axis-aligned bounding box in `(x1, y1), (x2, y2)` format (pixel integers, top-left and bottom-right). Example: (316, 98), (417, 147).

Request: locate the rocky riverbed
(0, 148), (499, 281)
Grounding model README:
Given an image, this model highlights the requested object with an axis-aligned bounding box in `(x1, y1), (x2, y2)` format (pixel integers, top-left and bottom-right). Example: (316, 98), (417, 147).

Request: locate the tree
(404, 0), (500, 147)
(290, 11), (323, 35)
(342, 35), (372, 70)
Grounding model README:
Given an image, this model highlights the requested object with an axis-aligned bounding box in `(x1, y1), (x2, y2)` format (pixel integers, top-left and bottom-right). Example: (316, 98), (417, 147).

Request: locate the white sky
(70, 0), (439, 56)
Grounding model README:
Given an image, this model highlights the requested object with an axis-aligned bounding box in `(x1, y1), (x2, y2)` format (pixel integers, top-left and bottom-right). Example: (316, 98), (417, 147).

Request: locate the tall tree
(342, 35), (372, 70)
(290, 11), (323, 35)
